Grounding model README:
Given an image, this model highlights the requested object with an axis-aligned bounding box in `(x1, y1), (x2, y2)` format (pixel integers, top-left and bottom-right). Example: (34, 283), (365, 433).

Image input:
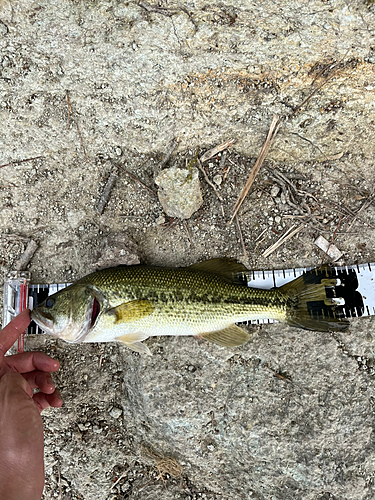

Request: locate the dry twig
(262, 224), (304, 258)
(200, 139), (235, 163)
(320, 216), (343, 263)
(235, 215), (247, 259)
(347, 196), (375, 231)
(75, 122), (88, 162)
(138, 1), (197, 30)
(96, 171), (118, 214)
(182, 220), (192, 245)
(0, 156), (44, 169)
(220, 149), (227, 169)
(290, 54), (351, 116)
(14, 239), (38, 271)
(197, 159), (223, 202)
(159, 137), (180, 169)
(66, 91), (88, 162)
(231, 115), (281, 222)
(115, 163), (157, 197)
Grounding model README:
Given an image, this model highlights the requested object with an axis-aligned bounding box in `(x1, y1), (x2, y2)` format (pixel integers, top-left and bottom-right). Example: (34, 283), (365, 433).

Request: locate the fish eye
(45, 298), (55, 308)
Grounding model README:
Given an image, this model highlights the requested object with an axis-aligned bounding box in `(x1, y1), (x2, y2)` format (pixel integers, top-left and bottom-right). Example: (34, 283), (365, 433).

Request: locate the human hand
(0, 309), (63, 500)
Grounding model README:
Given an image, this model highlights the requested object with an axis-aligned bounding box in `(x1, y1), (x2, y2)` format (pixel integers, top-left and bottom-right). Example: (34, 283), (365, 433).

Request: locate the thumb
(1, 372), (34, 399)
(0, 310), (31, 364)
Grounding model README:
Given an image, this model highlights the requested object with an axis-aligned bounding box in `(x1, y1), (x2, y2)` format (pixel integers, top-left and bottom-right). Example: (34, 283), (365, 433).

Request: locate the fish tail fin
(279, 267), (349, 332)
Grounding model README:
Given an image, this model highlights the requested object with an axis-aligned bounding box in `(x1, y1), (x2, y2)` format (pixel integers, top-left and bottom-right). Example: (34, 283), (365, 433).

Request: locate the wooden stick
(159, 137), (179, 169)
(262, 224), (304, 258)
(231, 115), (281, 223)
(96, 171), (118, 214)
(0, 156), (44, 169)
(14, 239), (38, 271)
(200, 139), (235, 163)
(196, 159), (223, 202)
(235, 215), (247, 259)
(75, 122), (88, 162)
(115, 164), (157, 197)
(219, 149), (227, 169)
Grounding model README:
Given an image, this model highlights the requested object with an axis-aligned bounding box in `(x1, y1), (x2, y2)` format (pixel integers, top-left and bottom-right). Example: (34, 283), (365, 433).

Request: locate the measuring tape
(3, 263), (375, 352)
(2, 272), (70, 352)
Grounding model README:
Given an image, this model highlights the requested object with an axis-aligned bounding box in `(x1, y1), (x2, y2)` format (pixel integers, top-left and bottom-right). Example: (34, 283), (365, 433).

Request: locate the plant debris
(96, 170), (119, 214)
(14, 239), (38, 271)
(200, 138), (235, 163)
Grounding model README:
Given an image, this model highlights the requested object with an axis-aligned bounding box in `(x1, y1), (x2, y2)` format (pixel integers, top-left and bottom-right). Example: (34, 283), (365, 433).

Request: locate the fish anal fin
(108, 300), (154, 324)
(188, 258), (248, 284)
(116, 332), (152, 356)
(200, 324), (250, 347)
(122, 341), (152, 356)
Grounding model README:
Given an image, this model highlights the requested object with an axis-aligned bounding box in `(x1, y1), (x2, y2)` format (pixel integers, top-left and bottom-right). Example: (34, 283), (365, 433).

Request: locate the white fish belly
(84, 302), (287, 342)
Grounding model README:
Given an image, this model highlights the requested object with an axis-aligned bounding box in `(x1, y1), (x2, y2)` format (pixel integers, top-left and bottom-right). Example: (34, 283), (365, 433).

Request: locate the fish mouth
(30, 309), (54, 334)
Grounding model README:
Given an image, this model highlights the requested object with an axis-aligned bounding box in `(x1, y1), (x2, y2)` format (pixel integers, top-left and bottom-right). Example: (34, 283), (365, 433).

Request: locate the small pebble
(109, 407), (123, 419)
(0, 21), (8, 35)
(121, 482), (131, 492)
(213, 174), (222, 186)
(271, 185), (280, 197)
(155, 214), (165, 225)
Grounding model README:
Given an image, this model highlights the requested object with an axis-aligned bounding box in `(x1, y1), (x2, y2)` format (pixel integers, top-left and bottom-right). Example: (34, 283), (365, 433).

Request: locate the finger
(22, 371), (55, 394)
(5, 351), (60, 374)
(46, 389), (63, 408)
(0, 310), (31, 361)
(0, 371), (34, 399)
(33, 389), (63, 413)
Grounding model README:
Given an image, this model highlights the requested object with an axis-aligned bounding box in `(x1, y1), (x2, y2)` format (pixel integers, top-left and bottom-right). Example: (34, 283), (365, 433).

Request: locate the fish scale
(77, 266), (290, 337)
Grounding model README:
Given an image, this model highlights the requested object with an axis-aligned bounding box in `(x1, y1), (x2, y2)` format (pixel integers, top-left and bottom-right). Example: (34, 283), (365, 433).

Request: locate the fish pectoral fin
(200, 324), (250, 347)
(116, 332), (152, 356)
(107, 300), (154, 324)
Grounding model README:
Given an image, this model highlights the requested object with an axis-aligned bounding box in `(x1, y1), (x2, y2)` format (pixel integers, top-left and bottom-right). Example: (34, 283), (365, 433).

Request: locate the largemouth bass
(31, 259), (348, 355)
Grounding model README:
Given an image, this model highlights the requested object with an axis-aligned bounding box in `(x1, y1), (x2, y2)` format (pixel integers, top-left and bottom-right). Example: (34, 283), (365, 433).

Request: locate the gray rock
(109, 407), (123, 419)
(155, 166), (203, 219)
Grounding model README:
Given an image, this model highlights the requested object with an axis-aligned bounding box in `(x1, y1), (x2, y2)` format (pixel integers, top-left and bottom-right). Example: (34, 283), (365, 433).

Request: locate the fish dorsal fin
(200, 324), (250, 347)
(117, 332), (152, 356)
(188, 258), (248, 284)
(107, 300), (154, 324)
